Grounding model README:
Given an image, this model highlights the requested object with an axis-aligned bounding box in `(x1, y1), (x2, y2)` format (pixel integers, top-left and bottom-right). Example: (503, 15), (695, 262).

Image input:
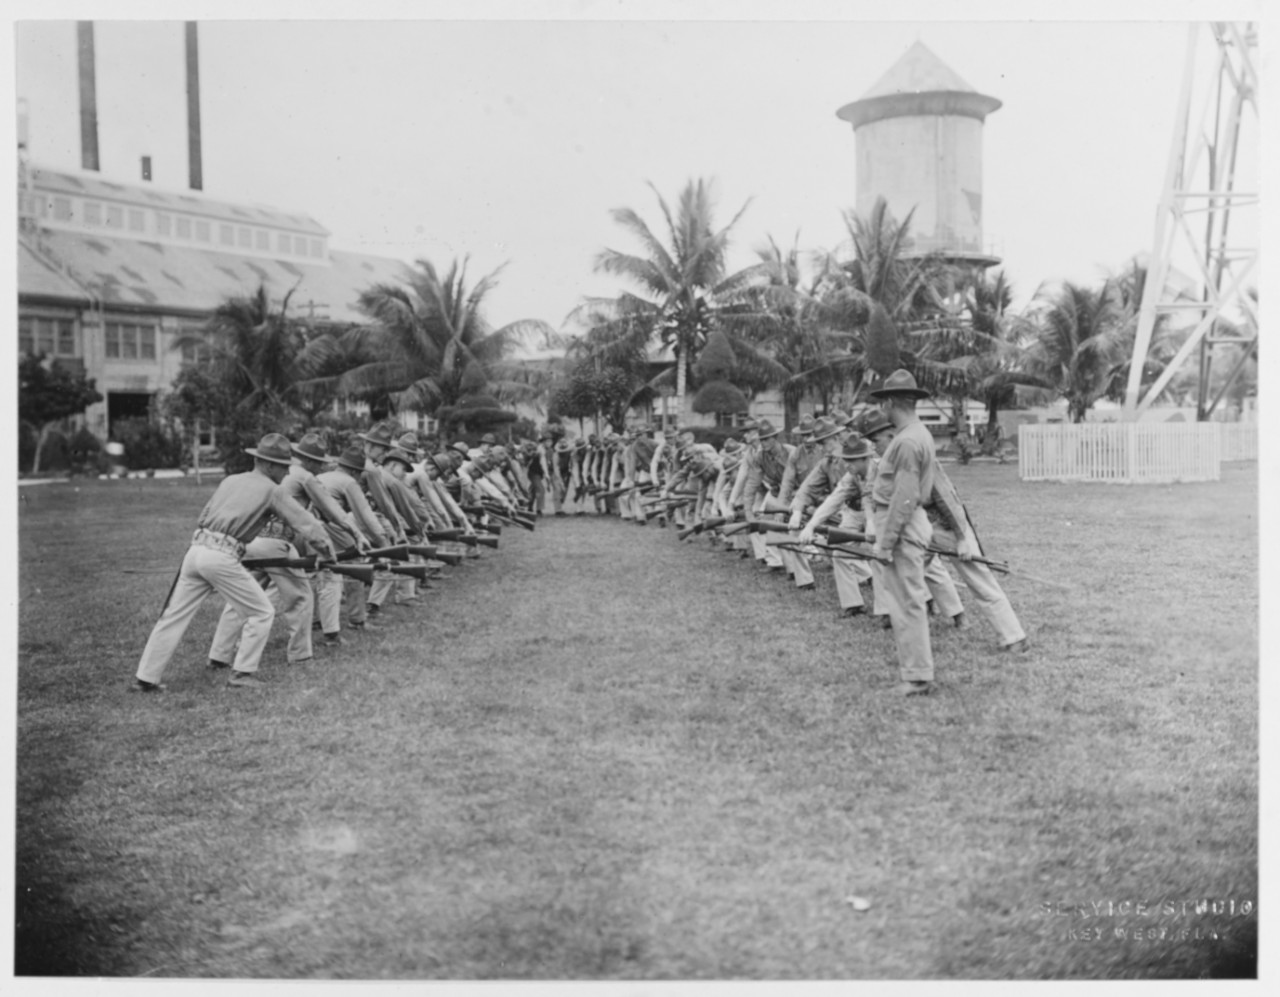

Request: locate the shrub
(111, 417), (186, 471)
(68, 427), (105, 476)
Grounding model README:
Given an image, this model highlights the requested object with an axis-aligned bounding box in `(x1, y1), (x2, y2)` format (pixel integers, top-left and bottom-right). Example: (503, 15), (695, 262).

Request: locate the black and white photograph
(7, 0), (1267, 985)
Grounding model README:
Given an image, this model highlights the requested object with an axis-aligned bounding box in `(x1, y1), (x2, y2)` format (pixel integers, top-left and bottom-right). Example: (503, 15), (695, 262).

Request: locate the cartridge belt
(191, 528), (246, 560)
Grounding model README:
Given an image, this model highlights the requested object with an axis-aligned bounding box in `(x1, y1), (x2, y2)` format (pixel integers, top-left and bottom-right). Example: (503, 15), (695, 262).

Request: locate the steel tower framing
(1122, 22), (1258, 421)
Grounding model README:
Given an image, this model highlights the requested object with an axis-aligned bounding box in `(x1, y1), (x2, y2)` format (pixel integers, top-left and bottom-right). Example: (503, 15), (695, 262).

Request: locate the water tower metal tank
(837, 40), (1002, 267)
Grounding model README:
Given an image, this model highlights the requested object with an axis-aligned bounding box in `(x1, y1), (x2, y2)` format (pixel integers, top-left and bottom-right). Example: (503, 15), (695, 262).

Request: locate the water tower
(837, 40), (1001, 267)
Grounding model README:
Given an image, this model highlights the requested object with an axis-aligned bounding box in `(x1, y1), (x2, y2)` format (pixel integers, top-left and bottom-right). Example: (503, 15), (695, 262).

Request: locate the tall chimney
(185, 21), (203, 191)
(77, 21), (100, 171)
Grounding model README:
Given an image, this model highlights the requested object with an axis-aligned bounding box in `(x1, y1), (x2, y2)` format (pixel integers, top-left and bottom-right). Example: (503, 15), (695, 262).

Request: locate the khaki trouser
(931, 526), (1026, 645)
(210, 537), (314, 664)
(782, 536), (814, 588)
(312, 568), (342, 635)
(874, 506), (935, 682)
(750, 529), (784, 567)
(925, 558), (965, 618)
(136, 543), (275, 683)
(832, 508), (871, 609)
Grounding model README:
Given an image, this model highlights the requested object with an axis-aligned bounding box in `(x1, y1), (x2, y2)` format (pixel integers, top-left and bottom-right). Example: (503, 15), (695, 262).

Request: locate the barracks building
(17, 160), (415, 440)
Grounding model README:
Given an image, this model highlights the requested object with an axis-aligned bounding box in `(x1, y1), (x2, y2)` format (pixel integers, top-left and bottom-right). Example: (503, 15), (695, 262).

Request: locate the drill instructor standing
(867, 370), (939, 696)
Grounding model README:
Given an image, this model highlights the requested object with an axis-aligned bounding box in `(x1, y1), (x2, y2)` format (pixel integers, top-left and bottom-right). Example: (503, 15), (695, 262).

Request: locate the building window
(106, 205), (123, 229)
(179, 337), (212, 366)
(195, 220), (210, 242)
(294, 235), (308, 255)
(52, 197), (72, 221)
(310, 239), (324, 258)
(278, 232), (291, 254)
(219, 223), (234, 245)
(176, 215), (191, 239)
(18, 316), (77, 357)
(255, 230), (269, 250)
(104, 321), (157, 362)
(238, 227), (251, 248)
(156, 212), (172, 236)
(83, 201), (102, 226)
(128, 208), (145, 232)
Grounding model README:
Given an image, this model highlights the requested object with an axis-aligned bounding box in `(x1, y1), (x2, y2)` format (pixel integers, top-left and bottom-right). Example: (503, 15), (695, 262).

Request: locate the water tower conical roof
(860, 40), (979, 98)
(837, 40), (1001, 128)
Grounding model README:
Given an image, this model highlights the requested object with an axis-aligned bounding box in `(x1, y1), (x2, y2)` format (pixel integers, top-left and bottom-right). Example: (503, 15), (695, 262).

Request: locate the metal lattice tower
(1122, 22), (1258, 421)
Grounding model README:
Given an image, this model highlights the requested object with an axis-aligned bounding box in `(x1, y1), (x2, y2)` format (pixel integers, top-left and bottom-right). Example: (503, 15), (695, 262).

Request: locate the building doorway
(107, 391), (154, 436)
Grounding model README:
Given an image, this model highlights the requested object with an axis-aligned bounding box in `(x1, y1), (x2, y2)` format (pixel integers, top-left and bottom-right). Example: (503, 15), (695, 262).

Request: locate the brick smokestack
(77, 21), (100, 171)
(185, 21), (203, 191)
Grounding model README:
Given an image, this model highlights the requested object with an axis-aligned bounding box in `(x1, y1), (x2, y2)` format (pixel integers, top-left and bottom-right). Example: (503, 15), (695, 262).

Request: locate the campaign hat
(840, 435), (876, 461)
(395, 432), (423, 457)
(480, 433), (498, 445)
(722, 437), (743, 454)
(336, 445), (367, 473)
(245, 432), (295, 466)
(810, 417), (843, 443)
(755, 419), (782, 440)
(869, 368), (931, 400)
(859, 410), (894, 438)
(430, 452), (453, 474)
(449, 441), (471, 457)
(381, 447), (416, 470)
(794, 415), (817, 437)
(359, 423), (396, 447)
(291, 433), (331, 463)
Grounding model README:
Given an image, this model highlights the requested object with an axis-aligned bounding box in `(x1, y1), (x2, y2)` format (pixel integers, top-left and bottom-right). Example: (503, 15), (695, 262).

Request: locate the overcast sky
(11, 1), (1264, 336)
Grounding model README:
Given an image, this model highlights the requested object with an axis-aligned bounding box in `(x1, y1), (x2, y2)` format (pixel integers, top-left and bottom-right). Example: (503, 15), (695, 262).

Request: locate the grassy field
(14, 463), (1258, 979)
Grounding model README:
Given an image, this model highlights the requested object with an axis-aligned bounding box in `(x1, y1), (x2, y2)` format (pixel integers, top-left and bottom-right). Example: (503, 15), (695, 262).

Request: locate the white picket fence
(1219, 422), (1258, 462)
(1018, 422), (1226, 483)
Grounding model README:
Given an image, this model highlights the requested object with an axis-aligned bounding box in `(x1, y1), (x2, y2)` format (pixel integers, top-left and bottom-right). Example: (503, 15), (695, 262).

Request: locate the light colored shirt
(316, 468), (388, 548)
(196, 468), (330, 550)
(283, 464), (355, 529)
(869, 420), (935, 550)
(778, 442), (821, 504)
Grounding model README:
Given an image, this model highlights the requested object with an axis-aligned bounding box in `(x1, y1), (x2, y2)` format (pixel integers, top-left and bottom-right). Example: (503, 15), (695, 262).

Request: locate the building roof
(18, 237), (91, 303)
(20, 228), (415, 323)
(32, 166), (328, 236)
(859, 40), (979, 99)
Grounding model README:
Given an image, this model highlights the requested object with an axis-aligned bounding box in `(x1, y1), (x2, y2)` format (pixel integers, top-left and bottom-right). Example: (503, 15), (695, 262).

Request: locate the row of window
(19, 315), (214, 366)
(105, 322), (157, 360)
(46, 195), (326, 259)
(18, 315), (77, 357)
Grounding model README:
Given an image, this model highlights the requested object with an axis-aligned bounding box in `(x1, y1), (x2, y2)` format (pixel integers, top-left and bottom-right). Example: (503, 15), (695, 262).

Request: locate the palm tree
(727, 235), (858, 426)
(1025, 279), (1130, 422)
(169, 284), (322, 471)
(196, 284), (306, 413)
(911, 269), (1049, 434)
(313, 258), (554, 420)
(578, 178), (763, 422)
(775, 198), (964, 407)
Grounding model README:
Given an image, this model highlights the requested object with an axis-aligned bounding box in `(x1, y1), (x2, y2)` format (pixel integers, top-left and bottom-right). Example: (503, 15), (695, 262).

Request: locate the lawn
(13, 463), (1258, 979)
